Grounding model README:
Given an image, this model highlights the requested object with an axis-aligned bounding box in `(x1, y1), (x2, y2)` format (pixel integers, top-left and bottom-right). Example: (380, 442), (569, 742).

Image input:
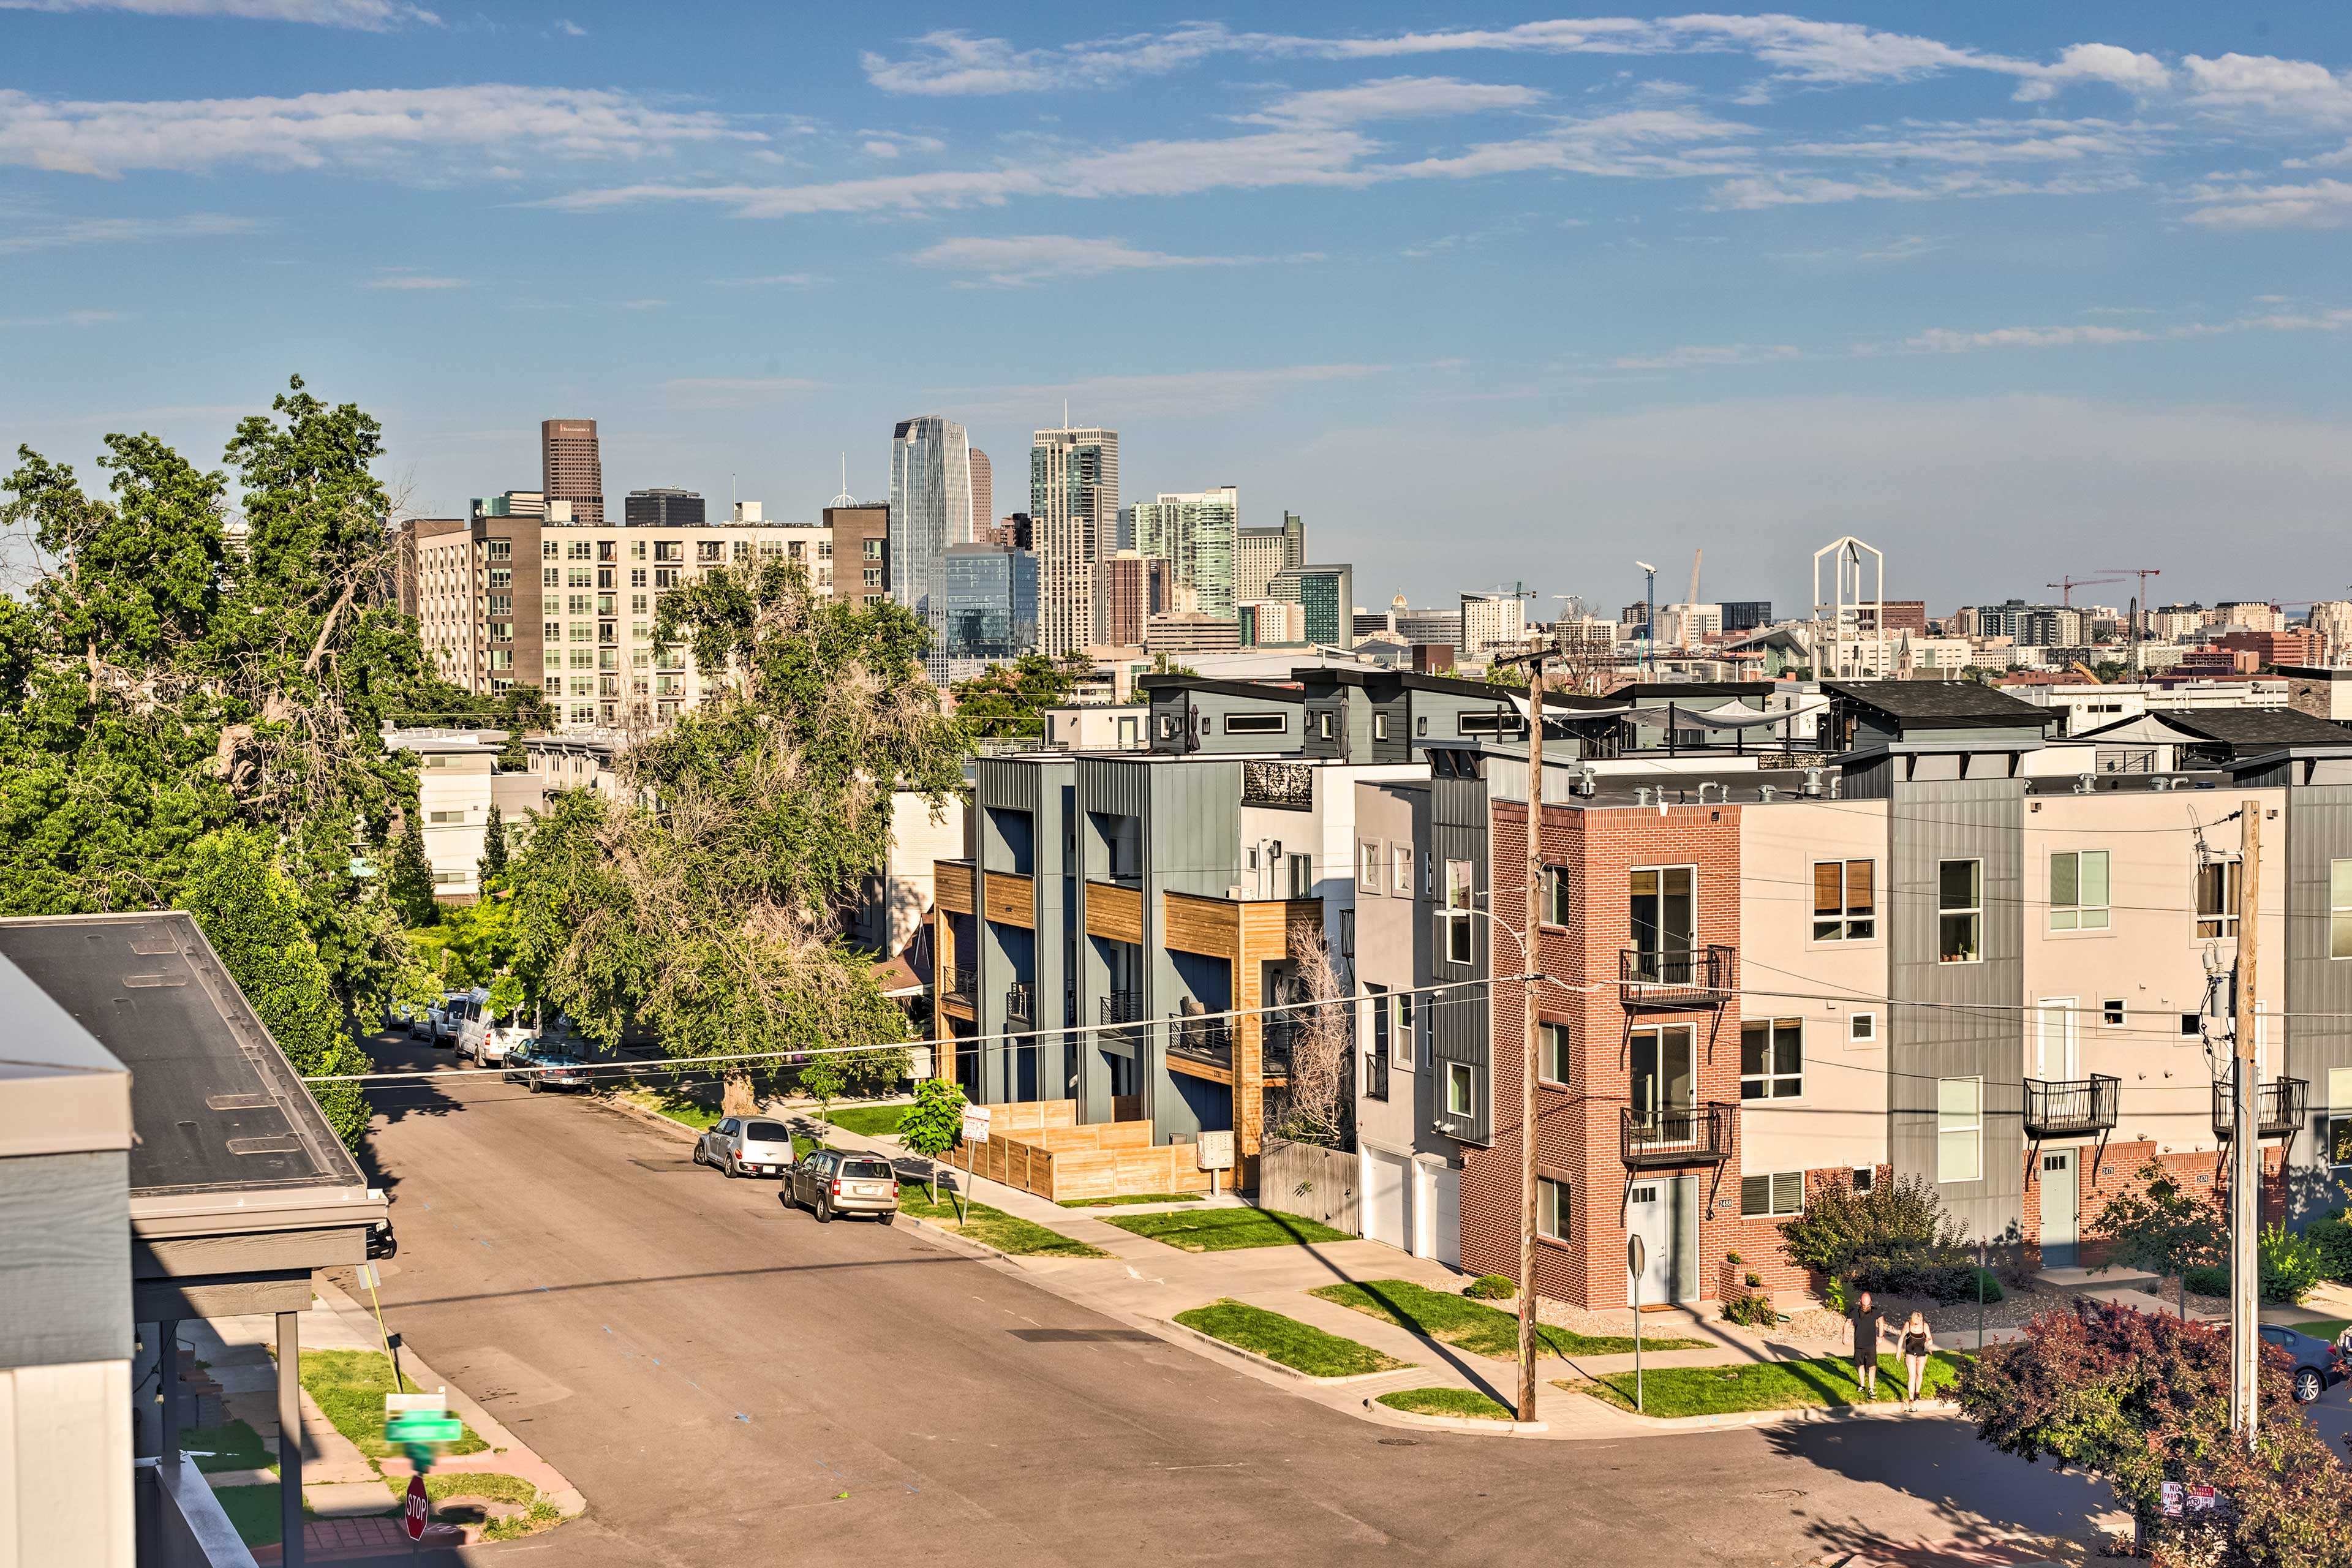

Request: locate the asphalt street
(349, 1031), (2132, 1567)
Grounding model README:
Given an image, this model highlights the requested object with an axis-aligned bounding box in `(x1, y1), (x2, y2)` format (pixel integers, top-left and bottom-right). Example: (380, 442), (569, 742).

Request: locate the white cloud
(859, 26), (1239, 96)
(552, 17), (583, 36)
(0, 209), (261, 254)
(1613, 342), (1802, 370)
(907, 234), (1278, 285)
(0, 0), (434, 26)
(2179, 53), (2352, 130)
(707, 273), (830, 288)
(939, 364), (1388, 421)
(657, 377), (828, 410)
(1711, 167), (2141, 209)
(1381, 105), (1754, 181)
(1768, 233), (1943, 263)
(0, 85), (761, 178)
(1241, 76), (1545, 129)
(1891, 323), (2153, 353)
(365, 271), (467, 289)
(2184, 176), (2352, 230)
(862, 140), (900, 158)
(0, 307), (131, 326)
(1781, 118), (2160, 167)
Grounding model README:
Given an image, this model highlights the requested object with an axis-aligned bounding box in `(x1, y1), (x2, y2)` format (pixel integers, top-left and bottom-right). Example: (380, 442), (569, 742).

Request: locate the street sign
(383, 1414), (464, 1444)
(1627, 1235), (1646, 1278)
(354, 1263), (379, 1291)
(384, 1392), (444, 1416)
(960, 1104), (992, 1145)
(1196, 1131), (1234, 1172)
(2161, 1481), (2183, 1518)
(404, 1474), (429, 1542)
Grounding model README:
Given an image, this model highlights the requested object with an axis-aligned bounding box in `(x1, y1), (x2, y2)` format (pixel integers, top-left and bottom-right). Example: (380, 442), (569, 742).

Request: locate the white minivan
(454, 990), (535, 1066)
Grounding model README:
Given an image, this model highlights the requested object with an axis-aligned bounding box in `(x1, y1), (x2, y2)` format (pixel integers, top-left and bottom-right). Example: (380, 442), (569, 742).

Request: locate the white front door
(1626, 1176), (1700, 1305)
(2035, 998), (2078, 1081)
(1363, 1148), (1408, 1250)
(2040, 1148), (2079, 1268)
(1421, 1164), (1461, 1267)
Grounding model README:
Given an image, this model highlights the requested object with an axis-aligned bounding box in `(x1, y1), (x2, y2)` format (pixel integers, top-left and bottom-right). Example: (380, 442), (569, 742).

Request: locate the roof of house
(1821, 679), (2051, 726)
(1137, 674), (1306, 703)
(2152, 707), (2352, 747)
(1606, 681), (1777, 701)
(0, 952), (131, 1160)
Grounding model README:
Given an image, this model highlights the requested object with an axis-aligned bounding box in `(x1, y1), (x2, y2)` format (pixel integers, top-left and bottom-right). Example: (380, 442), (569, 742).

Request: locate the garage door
(1363, 1148), (1408, 1250)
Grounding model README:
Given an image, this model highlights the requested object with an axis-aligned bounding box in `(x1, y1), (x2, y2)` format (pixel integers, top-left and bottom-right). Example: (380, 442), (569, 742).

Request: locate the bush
(1463, 1275), (1516, 1301)
(1822, 1276), (1852, 1314)
(1778, 1175), (1970, 1296)
(2305, 1208), (2352, 1283)
(1722, 1291), (1778, 1329)
(2183, 1264), (2230, 1298)
(1743, 1272), (1763, 1290)
(2260, 1223), (2323, 1305)
(1723, 1251), (1744, 1267)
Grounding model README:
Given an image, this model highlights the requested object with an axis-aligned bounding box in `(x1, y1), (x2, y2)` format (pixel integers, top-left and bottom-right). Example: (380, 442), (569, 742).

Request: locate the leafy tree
(478, 803), (508, 890)
(513, 556), (963, 1103)
(1777, 1174), (1972, 1296)
(899, 1077), (967, 1204)
(386, 814), (436, 927)
(1958, 1299), (2352, 1564)
(2088, 1158), (2224, 1289)
(179, 827), (374, 1147)
(951, 652), (1072, 739)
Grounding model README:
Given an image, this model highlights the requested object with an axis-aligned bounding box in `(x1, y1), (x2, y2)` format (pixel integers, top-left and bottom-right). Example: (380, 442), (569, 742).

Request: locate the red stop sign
(404, 1474), (429, 1541)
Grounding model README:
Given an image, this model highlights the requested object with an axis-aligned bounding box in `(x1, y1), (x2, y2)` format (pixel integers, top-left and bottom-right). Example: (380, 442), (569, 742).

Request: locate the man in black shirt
(1850, 1288), (1885, 1397)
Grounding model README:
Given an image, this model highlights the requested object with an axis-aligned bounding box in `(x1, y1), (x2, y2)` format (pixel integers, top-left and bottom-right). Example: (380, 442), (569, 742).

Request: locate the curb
(1159, 1319), (1420, 1386)
(598, 1091), (703, 1144)
(1551, 1382), (1965, 1433)
(1360, 1398), (1549, 1436)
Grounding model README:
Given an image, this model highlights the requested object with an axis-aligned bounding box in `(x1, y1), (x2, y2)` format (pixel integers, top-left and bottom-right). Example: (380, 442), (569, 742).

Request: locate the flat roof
(0, 953), (132, 1159)
(1822, 679), (2051, 726)
(2157, 707), (2352, 747)
(1137, 675), (1306, 703)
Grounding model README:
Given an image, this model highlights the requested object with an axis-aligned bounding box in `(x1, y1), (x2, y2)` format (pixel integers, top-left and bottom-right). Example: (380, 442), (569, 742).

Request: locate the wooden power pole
(2229, 799), (2262, 1448)
(1517, 648), (1546, 1423)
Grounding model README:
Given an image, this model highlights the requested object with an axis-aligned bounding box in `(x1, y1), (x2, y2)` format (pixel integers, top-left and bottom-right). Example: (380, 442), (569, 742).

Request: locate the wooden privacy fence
(1257, 1138), (1359, 1233)
(966, 1099), (1212, 1204)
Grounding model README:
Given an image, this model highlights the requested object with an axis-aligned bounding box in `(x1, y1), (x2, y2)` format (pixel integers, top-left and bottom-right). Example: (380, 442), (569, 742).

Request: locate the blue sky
(4, 2), (2351, 617)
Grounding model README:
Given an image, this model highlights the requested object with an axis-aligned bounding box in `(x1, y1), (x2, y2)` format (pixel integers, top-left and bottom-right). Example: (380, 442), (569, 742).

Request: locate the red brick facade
(1460, 799), (1749, 1309)
(2019, 1140), (2285, 1271)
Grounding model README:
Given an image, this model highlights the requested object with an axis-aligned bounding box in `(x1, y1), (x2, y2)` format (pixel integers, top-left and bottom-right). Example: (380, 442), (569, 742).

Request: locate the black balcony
(2211, 1076), (2309, 1143)
(1621, 1101), (1735, 1170)
(945, 965), (978, 1003)
(2024, 1075), (2120, 1139)
(1005, 982), (1033, 1023)
(1099, 990), (1142, 1026)
(1167, 1015), (1234, 1072)
(1261, 1016), (1298, 1078)
(1618, 944), (1735, 1009)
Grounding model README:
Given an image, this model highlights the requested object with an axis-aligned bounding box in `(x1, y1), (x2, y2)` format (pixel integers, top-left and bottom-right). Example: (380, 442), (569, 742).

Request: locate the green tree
(2087, 1158), (2224, 1290)
(1777, 1174), (1972, 1296)
(951, 652), (1071, 739)
(179, 827), (374, 1148)
(478, 803), (508, 890)
(386, 815), (436, 927)
(898, 1077), (967, 1204)
(513, 556), (963, 1101)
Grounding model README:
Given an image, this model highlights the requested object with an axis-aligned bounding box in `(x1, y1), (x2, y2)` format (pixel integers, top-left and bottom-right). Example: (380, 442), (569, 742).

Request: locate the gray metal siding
(977, 755), (1039, 812)
(1428, 772), (1493, 1145)
(1141, 762), (1243, 1146)
(1887, 777), (2026, 1247)
(2286, 786), (2352, 1221)
(0, 1148), (130, 1370)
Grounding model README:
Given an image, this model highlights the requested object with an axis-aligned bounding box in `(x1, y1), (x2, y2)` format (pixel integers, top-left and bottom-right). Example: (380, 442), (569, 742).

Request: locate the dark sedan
(2258, 1322), (2346, 1404)
(503, 1048), (594, 1093)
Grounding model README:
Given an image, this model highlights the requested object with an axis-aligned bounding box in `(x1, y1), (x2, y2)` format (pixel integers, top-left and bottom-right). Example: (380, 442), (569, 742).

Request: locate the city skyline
(3, 4), (2350, 614)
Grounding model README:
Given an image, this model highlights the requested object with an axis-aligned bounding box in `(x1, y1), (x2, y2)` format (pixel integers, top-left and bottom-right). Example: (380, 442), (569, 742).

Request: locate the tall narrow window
(1811, 859), (1875, 940)
(1629, 866), (1695, 982)
(1740, 1019), (1803, 1100)
(1393, 992), (1415, 1065)
(2331, 861), (2352, 959)
(1544, 865), (1572, 927)
(1446, 1061), (1473, 1117)
(1937, 1076), (1983, 1182)
(1629, 1025), (1695, 1125)
(1391, 845), (1412, 897)
(1537, 1177), (1570, 1240)
(2196, 860), (2241, 939)
(1937, 859), (1983, 963)
(2049, 850), (2111, 931)
(1538, 1022), (1569, 1084)
(1441, 860), (1474, 965)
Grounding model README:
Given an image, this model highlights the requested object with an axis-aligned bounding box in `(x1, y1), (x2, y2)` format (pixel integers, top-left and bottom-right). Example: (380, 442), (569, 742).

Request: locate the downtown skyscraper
(1031, 423), (1118, 657)
(889, 415), (973, 673)
(1133, 486), (1238, 617)
(541, 418), (604, 526)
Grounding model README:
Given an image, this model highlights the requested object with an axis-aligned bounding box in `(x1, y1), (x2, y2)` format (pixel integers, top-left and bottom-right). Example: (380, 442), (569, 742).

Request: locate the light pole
(1634, 561), (1658, 677)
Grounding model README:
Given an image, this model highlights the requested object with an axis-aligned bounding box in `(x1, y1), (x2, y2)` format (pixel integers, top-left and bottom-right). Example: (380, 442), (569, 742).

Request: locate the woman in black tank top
(1898, 1311), (1935, 1408)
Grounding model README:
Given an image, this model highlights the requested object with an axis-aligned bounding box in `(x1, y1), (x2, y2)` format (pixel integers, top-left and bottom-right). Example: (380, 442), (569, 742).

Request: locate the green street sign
(382, 1415), (464, 1444)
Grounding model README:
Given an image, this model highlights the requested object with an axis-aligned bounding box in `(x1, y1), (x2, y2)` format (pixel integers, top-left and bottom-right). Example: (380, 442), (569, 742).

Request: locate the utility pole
(1517, 644), (1547, 1423)
(2229, 799), (2262, 1450)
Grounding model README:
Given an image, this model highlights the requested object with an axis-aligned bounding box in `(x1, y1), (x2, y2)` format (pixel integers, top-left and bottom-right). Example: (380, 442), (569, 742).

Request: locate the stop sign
(404, 1474), (429, 1541)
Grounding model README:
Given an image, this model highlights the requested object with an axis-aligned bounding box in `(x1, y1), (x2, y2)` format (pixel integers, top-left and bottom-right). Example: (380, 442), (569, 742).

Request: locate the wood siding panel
(1161, 892), (1241, 960)
(983, 872), (1035, 927)
(1084, 881), (1144, 944)
(936, 861), (974, 914)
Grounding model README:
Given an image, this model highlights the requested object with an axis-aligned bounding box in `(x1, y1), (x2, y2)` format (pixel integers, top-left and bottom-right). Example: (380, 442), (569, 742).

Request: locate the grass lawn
(1377, 1387), (1517, 1421)
(822, 1103), (908, 1138)
(298, 1349), (489, 1461)
(897, 1182), (1111, 1258)
(1104, 1207), (1352, 1252)
(178, 1418), (272, 1474)
(208, 1484), (288, 1548)
(388, 1471), (538, 1507)
(1311, 1279), (1706, 1360)
(2299, 1317), (2348, 1342)
(1174, 1299), (1408, 1377)
(614, 1084), (722, 1131)
(1570, 1351), (1970, 1418)
(1060, 1193), (1206, 1208)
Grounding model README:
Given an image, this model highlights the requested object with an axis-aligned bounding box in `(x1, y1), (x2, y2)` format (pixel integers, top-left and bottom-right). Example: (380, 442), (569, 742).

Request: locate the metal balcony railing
(1099, 990), (1142, 1026)
(1167, 1016), (1234, 1072)
(1005, 982), (1033, 1023)
(945, 966), (977, 1002)
(1618, 944), (1735, 1009)
(1621, 1101), (1735, 1169)
(2210, 1076), (2309, 1143)
(2024, 1075), (2120, 1139)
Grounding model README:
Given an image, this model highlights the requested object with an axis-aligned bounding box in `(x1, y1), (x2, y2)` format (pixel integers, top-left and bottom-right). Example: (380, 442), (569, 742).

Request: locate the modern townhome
(1369, 676), (2347, 1309)
(930, 667), (1529, 1184)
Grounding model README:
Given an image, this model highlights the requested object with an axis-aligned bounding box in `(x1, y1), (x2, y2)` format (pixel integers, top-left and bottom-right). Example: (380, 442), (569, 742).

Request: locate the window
(1458, 709), (1524, 736)
(1538, 1022), (1569, 1084)
(1416, 715), (1428, 737)
(1446, 1061), (1473, 1117)
(698, 541), (722, 562)
(427, 809), (465, 824)
(1316, 710), (1335, 740)
(1937, 1076), (1983, 1183)
(432, 870), (469, 886)
(568, 541), (590, 562)
(1542, 865), (1570, 927)
(2180, 1012), (2202, 1038)
(861, 536), (884, 560)
(631, 568), (647, 588)
(1393, 992), (1414, 1065)
(1629, 1025), (1695, 1122)
(655, 540), (681, 562)
(1811, 859), (1875, 941)
(543, 621), (560, 641)
(1740, 1019), (1802, 1100)
(2332, 861), (2352, 959)
(2049, 850), (2111, 931)
(1740, 1170), (1804, 1218)
(1359, 840), (1380, 892)
(1937, 859), (1982, 963)
(1224, 711), (1286, 734)
(2196, 859), (2241, 939)
(2101, 998), (2126, 1027)
(541, 541), (557, 560)
(1158, 714), (1180, 739)
(1537, 1177), (1570, 1240)
(1391, 845), (1412, 897)
(1439, 859), (1474, 964)
(485, 540), (511, 562)
(1288, 853), (1312, 899)
(1852, 1166), (1876, 1193)
(1366, 984), (1390, 1100)
(1849, 1011), (1877, 1045)
(542, 567), (559, 587)
(487, 566), (511, 589)
(1628, 866), (1695, 978)
(632, 540), (647, 560)
(2329, 1068), (2352, 1174)
(1372, 712), (1389, 742)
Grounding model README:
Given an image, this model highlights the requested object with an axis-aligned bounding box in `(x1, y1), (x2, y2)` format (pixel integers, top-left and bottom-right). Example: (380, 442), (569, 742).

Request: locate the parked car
(2257, 1322), (2345, 1404)
(383, 1000), (427, 1038)
(425, 992), (468, 1047)
(783, 1148), (900, 1224)
(455, 992), (534, 1066)
(503, 1047), (592, 1093)
(366, 1189), (397, 1260)
(693, 1117), (797, 1180)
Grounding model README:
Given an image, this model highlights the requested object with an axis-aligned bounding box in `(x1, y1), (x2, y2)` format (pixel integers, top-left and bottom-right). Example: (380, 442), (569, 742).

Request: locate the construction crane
(2047, 573), (2126, 608)
(2105, 566), (2163, 669)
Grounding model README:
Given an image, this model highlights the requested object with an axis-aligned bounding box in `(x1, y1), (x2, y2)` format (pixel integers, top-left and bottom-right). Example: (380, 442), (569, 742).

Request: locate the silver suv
(694, 1117), (797, 1179)
(783, 1149), (900, 1224)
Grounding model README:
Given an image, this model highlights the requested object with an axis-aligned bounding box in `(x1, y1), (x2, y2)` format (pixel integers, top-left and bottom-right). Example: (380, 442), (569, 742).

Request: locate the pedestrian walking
(1898, 1311), (1934, 1408)
(1848, 1288), (1885, 1398)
